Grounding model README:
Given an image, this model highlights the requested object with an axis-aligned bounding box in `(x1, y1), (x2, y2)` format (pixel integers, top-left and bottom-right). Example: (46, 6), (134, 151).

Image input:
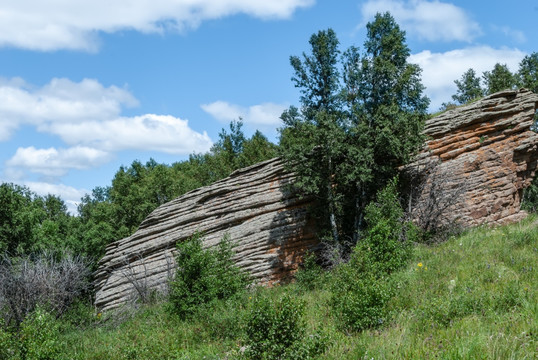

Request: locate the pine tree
(483, 63), (516, 94)
(452, 68), (484, 104)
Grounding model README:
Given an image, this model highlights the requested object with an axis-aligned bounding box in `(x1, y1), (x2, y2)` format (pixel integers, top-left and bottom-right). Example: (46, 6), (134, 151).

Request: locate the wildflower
(96, 312), (102, 320)
(417, 262), (423, 268)
(448, 279), (456, 291)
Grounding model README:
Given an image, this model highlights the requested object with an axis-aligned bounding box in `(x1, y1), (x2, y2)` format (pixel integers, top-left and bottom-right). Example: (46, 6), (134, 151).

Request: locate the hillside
(56, 215), (537, 359)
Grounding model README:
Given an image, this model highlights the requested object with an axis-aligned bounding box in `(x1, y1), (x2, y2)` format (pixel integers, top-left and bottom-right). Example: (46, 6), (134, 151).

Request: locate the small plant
(244, 293), (326, 359)
(295, 251), (323, 290)
(19, 307), (61, 360)
(168, 232), (249, 319)
(330, 266), (393, 332)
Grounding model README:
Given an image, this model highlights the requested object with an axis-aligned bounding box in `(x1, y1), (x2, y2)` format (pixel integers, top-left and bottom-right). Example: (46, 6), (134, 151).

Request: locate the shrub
(244, 293), (327, 360)
(0, 326), (16, 360)
(356, 177), (413, 276)
(0, 251), (91, 327)
(330, 179), (409, 332)
(19, 307), (61, 360)
(168, 232), (249, 319)
(295, 251), (323, 291)
(330, 266), (393, 332)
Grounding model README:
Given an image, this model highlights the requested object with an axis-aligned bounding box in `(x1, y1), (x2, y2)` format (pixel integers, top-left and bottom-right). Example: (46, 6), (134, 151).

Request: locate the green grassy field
(57, 215), (537, 359)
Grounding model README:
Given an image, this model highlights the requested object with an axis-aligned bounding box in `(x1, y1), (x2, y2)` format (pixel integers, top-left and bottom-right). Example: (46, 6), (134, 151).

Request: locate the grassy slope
(59, 215), (537, 359)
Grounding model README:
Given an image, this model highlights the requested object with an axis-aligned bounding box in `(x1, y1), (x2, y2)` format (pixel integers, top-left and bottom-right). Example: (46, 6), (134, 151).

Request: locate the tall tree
(483, 63), (517, 94)
(344, 12), (429, 240)
(283, 29), (345, 242)
(452, 68), (484, 104)
(280, 13), (428, 245)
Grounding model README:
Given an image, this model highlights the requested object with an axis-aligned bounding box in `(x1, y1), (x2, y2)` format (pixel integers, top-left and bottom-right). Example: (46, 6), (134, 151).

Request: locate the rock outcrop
(95, 89), (538, 311)
(405, 88), (538, 227)
(94, 158), (318, 311)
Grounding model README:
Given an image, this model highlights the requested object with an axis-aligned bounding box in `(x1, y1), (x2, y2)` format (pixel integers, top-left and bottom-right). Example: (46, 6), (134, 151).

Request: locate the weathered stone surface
(94, 158), (318, 311)
(406, 89), (538, 227)
(95, 89), (538, 311)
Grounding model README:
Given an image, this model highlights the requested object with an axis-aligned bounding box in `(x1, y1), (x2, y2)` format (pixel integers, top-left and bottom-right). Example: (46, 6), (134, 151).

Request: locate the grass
(56, 215), (537, 359)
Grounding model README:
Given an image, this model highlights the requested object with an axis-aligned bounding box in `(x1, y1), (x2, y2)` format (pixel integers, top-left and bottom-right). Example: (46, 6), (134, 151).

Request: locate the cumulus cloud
(0, 77), (212, 155)
(201, 101), (287, 126)
(409, 46), (526, 110)
(6, 146), (112, 177)
(0, 0), (314, 51)
(0, 77), (213, 183)
(42, 114), (213, 154)
(360, 0), (481, 42)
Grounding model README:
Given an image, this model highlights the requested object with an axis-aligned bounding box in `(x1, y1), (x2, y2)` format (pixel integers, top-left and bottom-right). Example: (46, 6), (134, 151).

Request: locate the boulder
(94, 158), (318, 311)
(405, 89), (538, 227)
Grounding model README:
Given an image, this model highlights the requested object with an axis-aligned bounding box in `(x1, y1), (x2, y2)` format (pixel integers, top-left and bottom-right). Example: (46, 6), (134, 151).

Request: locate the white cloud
(0, 77), (212, 155)
(6, 146), (112, 177)
(201, 101), (287, 126)
(409, 46), (526, 110)
(360, 0), (481, 42)
(492, 25), (526, 44)
(43, 114), (213, 154)
(0, 0), (314, 51)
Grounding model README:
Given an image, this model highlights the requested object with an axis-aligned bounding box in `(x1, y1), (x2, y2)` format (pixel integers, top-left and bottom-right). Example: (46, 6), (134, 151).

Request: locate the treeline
(0, 122), (277, 262)
(443, 52), (538, 110)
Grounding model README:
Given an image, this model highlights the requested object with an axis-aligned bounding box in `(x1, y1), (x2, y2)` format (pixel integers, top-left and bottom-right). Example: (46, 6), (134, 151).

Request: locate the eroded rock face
(405, 89), (538, 227)
(94, 158), (318, 311)
(95, 89), (538, 311)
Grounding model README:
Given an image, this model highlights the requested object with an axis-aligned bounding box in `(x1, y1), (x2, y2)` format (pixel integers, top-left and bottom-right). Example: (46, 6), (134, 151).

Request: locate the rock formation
(95, 89), (538, 311)
(405, 88), (538, 227)
(94, 158), (318, 311)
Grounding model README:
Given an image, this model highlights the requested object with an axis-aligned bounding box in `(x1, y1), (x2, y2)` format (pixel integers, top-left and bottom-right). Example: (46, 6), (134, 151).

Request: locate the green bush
(330, 179), (410, 332)
(168, 232), (249, 319)
(330, 266), (393, 332)
(19, 307), (61, 360)
(357, 178), (413, 276)
(295, 251), (324, 291)
(244, 293), (326, 360)
(0, 326), (16, 360)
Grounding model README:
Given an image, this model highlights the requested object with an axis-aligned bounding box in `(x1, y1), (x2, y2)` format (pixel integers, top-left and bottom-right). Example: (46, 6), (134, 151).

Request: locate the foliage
(18, 307), (61, 360)
(522, 175), (538, 213)
(517, 51), (538, 93)
(353, 178), (413, 275)
(452, 68), (484, 104)
(0, 184), (75, 255)
(244, 293), (326, 360)
(330, 179), (412, 332)
(168, 232), (249, 319)
(0, 326), (16, 360)
(280, 13), (428, 245)
(295, 251), (324, 291)
(0, 251), (91, 327)
(482, 63), (517, 94)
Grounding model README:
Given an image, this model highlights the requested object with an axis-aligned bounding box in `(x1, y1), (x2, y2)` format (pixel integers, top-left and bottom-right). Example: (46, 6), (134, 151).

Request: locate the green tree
(452, 68), (484, 104)
(517, 52), (538, 93)
(483, 63), (517, 94)
(280, 13), (428, 245)
(282, 28), (345, 242)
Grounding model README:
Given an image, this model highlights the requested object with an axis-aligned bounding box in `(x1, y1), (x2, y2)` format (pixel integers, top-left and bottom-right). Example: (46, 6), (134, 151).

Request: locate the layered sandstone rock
(95, 89), (538, 311)
(94, 158), (318, 311)
(405, 89), (538, 227)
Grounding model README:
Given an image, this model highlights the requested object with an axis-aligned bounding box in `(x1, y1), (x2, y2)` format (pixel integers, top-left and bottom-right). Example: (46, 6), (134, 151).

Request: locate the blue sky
(0, 0), (536, 213)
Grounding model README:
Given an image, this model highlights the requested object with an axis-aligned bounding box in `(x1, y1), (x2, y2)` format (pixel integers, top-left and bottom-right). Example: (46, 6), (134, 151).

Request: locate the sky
(0, 0), (536, 214)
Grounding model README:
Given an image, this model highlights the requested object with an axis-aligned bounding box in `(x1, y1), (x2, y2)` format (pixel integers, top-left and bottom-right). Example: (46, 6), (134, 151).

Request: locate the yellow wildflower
(417, 262), (423, 268)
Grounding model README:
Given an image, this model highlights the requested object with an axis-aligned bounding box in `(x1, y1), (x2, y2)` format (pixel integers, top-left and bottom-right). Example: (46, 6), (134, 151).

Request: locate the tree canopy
(280, 12), (429, 245)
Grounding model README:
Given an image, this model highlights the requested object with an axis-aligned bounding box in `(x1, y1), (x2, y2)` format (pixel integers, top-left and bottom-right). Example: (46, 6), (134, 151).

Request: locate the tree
(283, 29), (345, 243)
(517, 52), (538, 93)
(483, 63), (517, 94)
(344, 12), (429, 238)
(280, 13), (428, 246)
(452, 68), (484, 104)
